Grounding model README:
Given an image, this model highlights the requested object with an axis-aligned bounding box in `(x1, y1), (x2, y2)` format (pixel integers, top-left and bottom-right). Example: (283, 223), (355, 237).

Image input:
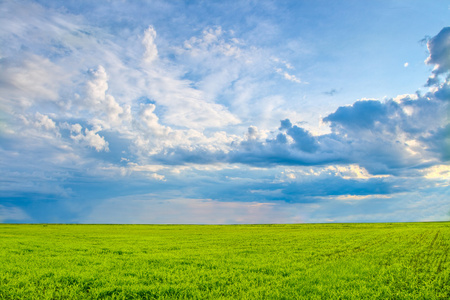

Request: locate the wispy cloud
(0, 205), (30, 223)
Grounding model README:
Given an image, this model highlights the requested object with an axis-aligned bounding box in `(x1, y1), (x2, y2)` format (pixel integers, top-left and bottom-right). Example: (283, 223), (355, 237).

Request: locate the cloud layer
(0, 1), (448, 223)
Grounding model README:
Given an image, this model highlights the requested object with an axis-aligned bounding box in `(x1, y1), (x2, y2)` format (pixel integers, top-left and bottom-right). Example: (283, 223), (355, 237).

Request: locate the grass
(0, 222), (449, 299)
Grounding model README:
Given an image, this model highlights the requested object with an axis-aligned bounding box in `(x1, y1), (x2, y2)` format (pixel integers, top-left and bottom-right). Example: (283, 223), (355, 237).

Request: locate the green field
(0, 223), (448, 299)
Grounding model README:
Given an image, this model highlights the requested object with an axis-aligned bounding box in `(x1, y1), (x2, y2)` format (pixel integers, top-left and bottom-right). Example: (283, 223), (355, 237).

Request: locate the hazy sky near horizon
(1, 0), (449, 224)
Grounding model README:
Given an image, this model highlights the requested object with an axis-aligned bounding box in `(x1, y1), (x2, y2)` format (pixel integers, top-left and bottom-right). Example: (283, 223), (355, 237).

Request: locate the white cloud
(86, 66), (109, 104)
(283, 72), (301, 83)
(335, 194), (392, 201)
(71, 126), (109, 152)
(34, 112), (56, 130)
(142, 26), (158, 64)
(83, 128), (109, 152)
(328, 165), (391, 180)
(278, 165), (391, 183)
(392, 93), (418, 103)
(422, 164), (450, 183)
(82, 65), (127, 130)
(135, 103), (169, 136)
(144, 69), (240, 129)
(183, 27), (242, 58)
(70, 123), (82, 134)
(0, 54), (67, 110)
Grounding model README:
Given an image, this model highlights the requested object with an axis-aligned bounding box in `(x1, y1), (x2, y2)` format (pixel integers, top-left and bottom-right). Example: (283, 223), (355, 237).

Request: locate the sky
(0, 0), (449, 224)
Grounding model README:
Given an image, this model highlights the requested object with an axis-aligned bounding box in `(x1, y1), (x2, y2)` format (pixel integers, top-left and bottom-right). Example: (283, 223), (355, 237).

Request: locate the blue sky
(0, 0), (449, 224)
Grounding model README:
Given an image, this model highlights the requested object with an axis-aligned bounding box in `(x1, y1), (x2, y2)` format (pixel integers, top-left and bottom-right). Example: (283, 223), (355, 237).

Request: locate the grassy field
(0, 222), (448, 299)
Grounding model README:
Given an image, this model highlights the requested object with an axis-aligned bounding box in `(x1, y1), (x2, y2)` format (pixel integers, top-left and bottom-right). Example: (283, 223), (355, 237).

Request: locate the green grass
(0, 222), (448, 299)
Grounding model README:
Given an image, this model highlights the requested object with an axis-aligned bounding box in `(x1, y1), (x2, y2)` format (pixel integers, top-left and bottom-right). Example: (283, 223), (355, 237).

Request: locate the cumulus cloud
(246, 126), (260, 140)
(71, 125), (109, 152)
(33, 113), (56, 131)
(135, 103), (169, 136)
(82, 65), (128, 129)
(142, 26), (158, 64)
(323, 100), (388, 130)
(285, 124), (318, 153)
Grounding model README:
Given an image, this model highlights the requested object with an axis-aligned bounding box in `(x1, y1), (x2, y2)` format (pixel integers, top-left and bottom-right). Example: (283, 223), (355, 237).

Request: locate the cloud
(142, 26), (158, 64)
(279, 119), (292, 130)
(134, 103), (169, 137)
(0, 0), (449, 224)
(285, 125), (319, 153)
(82, 65), (128, 130)
(82, 195), (302, 224)
(425, 27), (450, 79)
(71, 126), (109, 152)
(182, 27), (242, 59)
(324, 89), (338, 96)
(0, 54), (68, 111)
(233, 66), (447, 173)
(33, 113), (57, 131)
(72, 161), (442, 224)
(0, 205), (30, 222)
(159, 74), (448, 175)
(141, 27), (242, 130)
(283, 72), (301, 83)
(140, 41), (449, 173)
(422, 164), (450, 182)
(173, 25), (304, 129)
(275, 67), (302, 83)
(306, 190), (450, 223)
(246, 126), (260, 140)
(0, 2), (241, 168)
(144, 73), (240, 129)
(323, 100), (388, 130)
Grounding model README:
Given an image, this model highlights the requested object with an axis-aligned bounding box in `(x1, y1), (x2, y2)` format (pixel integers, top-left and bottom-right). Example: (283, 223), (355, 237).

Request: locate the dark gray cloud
(324, 89), (338, 96)
(425, 27), (450, 86)
(426, 27), (450, 77)
(279, 119), (292, 130)
(323, 100), (388, 131)
(286, 125), (319, 153)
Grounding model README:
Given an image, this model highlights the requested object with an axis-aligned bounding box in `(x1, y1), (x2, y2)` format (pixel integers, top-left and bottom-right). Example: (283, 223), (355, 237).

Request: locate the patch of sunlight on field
(0, 223), (449, 299)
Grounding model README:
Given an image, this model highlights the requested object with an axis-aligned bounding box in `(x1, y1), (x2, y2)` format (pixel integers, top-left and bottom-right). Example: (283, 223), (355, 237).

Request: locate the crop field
(0, 223), (449, 299)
